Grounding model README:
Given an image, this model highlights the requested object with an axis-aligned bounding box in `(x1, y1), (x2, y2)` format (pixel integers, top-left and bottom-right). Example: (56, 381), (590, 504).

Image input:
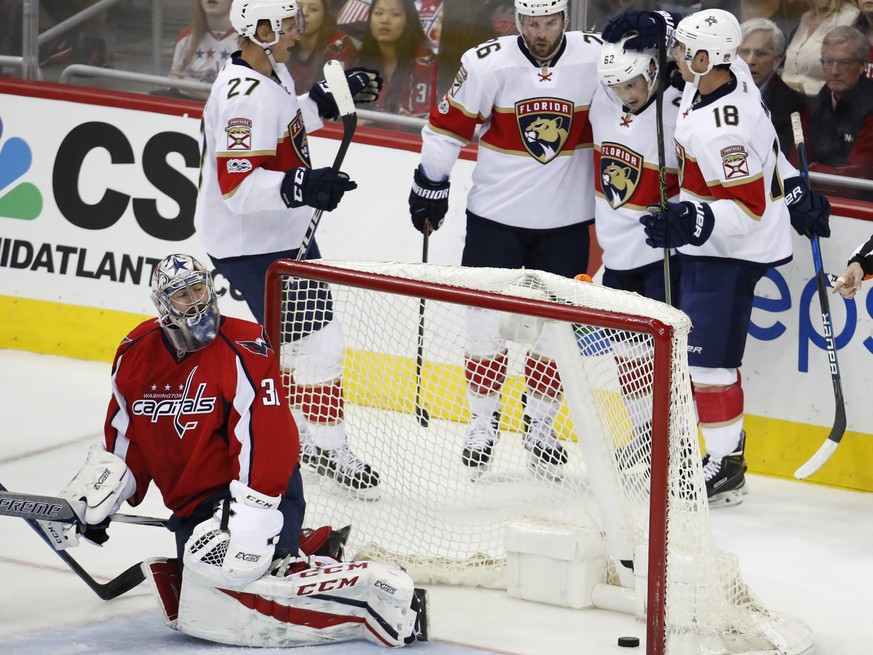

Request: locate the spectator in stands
(165, 0), (235, 100)
(852, 0), (873, 77)
(783, 0), (859, 94)
(354, 0), (436, 116)
(287, 0), (356, 90)
(736, 0), (805, 40)
(807, 26), (873, 197)
(38, 0), (110, 67)
(739, 18), (807, 156)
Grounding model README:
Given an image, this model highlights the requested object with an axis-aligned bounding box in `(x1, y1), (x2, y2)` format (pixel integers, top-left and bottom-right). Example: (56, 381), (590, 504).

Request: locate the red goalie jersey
(104, 316), (298, 517)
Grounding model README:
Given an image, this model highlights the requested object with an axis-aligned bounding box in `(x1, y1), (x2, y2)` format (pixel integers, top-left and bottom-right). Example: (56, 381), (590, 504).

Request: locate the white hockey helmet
(515, 0), (569, 16)
(672, 9), (742, 74)
(151, 254), (220, 353)
(598, 35), (659, 91)
(230, 0), (300, 46)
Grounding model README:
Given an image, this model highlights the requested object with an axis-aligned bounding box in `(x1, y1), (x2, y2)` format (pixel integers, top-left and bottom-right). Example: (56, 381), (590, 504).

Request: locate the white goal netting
(266, 259), (813, 655)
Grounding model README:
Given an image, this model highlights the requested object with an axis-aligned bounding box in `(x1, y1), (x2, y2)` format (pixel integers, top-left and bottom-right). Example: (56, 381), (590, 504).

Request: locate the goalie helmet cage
(265, 259), (813, 655)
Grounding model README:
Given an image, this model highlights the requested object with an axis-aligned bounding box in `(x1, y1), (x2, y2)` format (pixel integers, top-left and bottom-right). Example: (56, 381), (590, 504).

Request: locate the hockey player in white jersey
(195, 0), (384, 498)
(601, 8), (831, 506)
(407, 0), (602, 480)
(590, 36), (682, 467)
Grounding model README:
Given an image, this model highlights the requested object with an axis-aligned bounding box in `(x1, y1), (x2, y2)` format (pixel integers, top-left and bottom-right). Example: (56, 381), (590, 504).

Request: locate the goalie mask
(230, 0), (302, 47)
(515, 0), (569, 63)
(151, 254), (220, 353)
(598, 37), (659, 111)
(671, 9), (741, 86)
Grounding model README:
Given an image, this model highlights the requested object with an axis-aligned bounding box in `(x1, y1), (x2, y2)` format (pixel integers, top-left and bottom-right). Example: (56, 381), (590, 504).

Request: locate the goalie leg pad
(177, 559), (417, 647)
(143, 557), (182, 629)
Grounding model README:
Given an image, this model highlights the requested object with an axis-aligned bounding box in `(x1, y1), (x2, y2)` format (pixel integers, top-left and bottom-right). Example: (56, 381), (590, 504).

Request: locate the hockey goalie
(37, 253), (427, 648)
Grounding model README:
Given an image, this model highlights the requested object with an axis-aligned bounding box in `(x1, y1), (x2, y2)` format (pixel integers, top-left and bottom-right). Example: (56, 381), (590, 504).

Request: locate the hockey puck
(617, 636), (640, 648)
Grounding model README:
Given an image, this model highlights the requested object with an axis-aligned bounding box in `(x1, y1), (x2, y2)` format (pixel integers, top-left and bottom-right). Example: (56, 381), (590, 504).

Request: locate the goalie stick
(297, 60), (358, 262)
(0, 489), (167, 526)
(0, 482), (154, 600)
(789, 112), (847, 480)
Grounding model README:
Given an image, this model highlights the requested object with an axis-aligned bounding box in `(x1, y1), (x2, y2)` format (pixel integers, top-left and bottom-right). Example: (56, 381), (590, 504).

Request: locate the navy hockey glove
(784, 176), (831, 239)
(640, 201), (714, 248)
(601, 10), (682, 50)
(309, 67), (383, 118)
(281, 167), (357, 211)
(409, 166), (450, 233)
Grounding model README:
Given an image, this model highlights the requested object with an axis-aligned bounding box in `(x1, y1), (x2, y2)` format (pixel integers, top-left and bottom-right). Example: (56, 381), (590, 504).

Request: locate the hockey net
(265, 259), (812, 655)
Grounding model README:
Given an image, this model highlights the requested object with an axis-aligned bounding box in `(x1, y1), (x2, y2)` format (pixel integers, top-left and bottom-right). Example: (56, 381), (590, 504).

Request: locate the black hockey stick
(789, 112), (847, 479)
(414, 220), (431, 427)
(655, 19), (672, 306)
(0, 489), (167, 526)
(297, 60), (358, 262)
(0, 483), (153, 600)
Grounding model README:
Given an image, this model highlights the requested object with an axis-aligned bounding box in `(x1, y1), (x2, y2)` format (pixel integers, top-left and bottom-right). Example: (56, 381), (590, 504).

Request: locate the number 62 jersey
(674, 72), (792, 267)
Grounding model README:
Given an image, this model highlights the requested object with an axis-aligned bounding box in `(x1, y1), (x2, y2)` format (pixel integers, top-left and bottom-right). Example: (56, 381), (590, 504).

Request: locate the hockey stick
(655, 20), (672, 307)
(297, 60), (358, 262)
(414, 221), (431, 427)
(789, 112), (847, 480)
(0, 482), (150, 600)
(0, 489), (167, 527)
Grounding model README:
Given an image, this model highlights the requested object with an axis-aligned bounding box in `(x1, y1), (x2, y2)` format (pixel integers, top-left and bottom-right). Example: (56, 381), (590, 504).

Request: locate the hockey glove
(309, 67), (383, 119)
(38, 442), (135, 550)
(641, 201), (714, 248)
(409, 166), (450, 233)
(281, 166), (357, 211)
(784, 176), (831, 239)
(601, 10), (682, 50)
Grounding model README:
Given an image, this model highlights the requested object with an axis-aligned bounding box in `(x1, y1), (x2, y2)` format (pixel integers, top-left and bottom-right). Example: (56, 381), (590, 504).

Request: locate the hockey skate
(461, 412), (499, 480)
(301, 440), (381, 500)
(704, 432), (748, 508)
(523, 418), (567, 481)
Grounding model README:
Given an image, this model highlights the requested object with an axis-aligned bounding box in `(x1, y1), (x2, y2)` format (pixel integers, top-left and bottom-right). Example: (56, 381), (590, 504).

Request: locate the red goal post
(265, 259), (812, 655)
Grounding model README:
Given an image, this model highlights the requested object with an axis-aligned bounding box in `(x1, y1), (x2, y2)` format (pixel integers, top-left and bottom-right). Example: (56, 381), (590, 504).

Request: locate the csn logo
(0, 116), (43, 221)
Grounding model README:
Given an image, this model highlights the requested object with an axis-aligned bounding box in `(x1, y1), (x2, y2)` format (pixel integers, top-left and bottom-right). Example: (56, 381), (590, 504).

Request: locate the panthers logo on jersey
(599, 142), (643, 209)
(288, 111), (312, 167)
(720, 145), (750, 179)
(226, 118), (252, 151)
(515, 98), (573, 164)
(675, 142), (686, 186)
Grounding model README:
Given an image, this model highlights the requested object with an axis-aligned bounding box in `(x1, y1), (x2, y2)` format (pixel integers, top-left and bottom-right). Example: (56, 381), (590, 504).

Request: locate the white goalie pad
(177, 559), (418, 647)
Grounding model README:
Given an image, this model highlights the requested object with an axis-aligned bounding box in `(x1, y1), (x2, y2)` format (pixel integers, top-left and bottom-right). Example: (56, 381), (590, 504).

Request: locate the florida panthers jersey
(590, 84), (681, 271)
(194, 54), (325, 259)
(104, 316), (298, 517)
(674, 71), (792, 266)
(420, 32), (603, 229)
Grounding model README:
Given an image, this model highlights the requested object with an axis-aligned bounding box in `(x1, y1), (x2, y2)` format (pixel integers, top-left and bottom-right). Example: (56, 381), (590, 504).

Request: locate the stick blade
(794, 439), (839, 480)
(323, 60), (355, 117)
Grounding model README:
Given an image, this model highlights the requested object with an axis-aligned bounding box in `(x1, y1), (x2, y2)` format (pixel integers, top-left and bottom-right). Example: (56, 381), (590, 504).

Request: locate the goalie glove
(38, 442), (135, 550)
(183, 480), (283, 589)
(408, 166), (450, 234)
(640, 201), (714, 248)
(308, 67), (383, 119)
(784, 176), (831, 239)
(601, 10), (681, 50)
(281, 166), (357, 211)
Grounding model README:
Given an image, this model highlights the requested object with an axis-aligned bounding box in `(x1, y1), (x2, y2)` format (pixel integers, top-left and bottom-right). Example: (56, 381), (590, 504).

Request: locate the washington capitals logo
(516, 98), (573, 164)
(599, 143), (643, 209)
(238, 336), (272, 357)
(168, 255), (190, 274)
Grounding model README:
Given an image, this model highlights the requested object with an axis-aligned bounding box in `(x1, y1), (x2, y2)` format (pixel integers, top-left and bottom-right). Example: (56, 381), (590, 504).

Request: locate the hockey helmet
(598, 36), (659, 105)
(672, 9), (741, 76)
(230, 0), (301, 46)
(151, 254), (220, 353)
